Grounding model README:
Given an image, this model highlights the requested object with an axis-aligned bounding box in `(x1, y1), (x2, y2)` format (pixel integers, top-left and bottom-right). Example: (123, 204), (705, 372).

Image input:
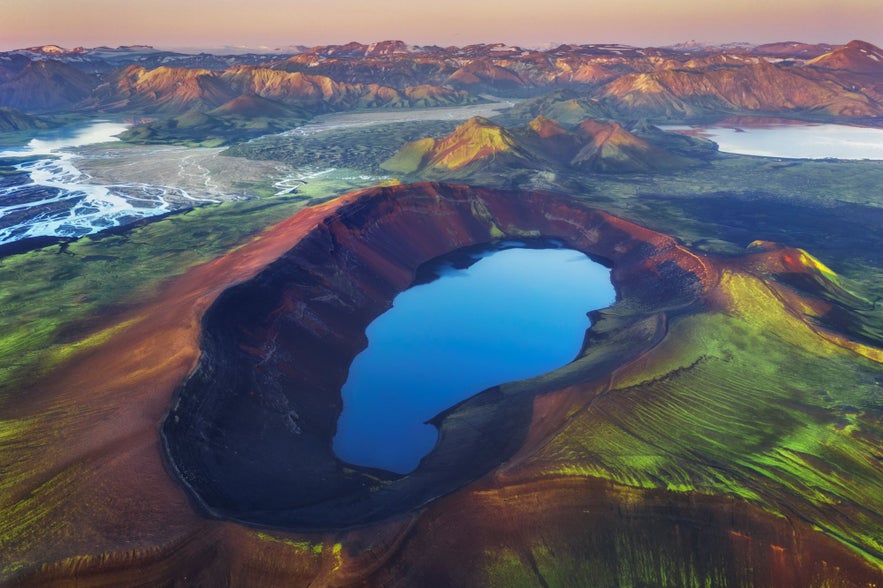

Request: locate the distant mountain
(569, 119), (693, 172)
(208, 94), (299, 118)
(2, 44), (286, 74)
(493, 89), (612, 126)
(275, 42), (638, 90)
(98, 64), (477, 115)
(304, 40), (415, 59)
(807, 40), (883, 74)
(601, 58), (883, 118)
(1, 39), (881, 124)
(382, 115), (701, 176)
(752, 42), (835, 59)
(665, 41), (756, 54)
(446, 61), (526, 90)
(220, 66), (476, 111)
(113, 78), (480, 147)
(109, 65), (236, 112)
(21, 45), (87, 56)
(364, 40), (412, 57)
(0, 60), (95, 112)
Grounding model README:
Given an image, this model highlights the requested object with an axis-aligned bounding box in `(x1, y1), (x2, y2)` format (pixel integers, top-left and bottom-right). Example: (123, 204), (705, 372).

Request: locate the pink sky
(1, 0), (880, 51)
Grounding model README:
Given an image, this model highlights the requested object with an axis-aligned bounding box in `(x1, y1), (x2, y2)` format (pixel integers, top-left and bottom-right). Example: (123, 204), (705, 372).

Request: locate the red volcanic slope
(807, 40), (883, 74)
(2, 183), (880, 585)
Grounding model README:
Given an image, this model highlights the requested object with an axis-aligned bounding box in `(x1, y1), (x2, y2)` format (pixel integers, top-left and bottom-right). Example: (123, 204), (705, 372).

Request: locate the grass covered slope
(119, 95), (308, 147)
(382, 115), (708, 178)
(381, 116), (536, 174)
(0, 107), (52, 132)
(523, 262), (883, 566)
(0, 195), (324, 397)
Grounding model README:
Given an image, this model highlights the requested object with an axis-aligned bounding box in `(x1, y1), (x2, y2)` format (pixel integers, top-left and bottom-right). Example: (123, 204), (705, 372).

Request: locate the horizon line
(1, 37), (868, 55)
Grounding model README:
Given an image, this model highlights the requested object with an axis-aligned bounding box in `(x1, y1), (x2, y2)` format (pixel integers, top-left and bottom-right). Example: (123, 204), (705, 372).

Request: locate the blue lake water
(332, 242), (615, 474)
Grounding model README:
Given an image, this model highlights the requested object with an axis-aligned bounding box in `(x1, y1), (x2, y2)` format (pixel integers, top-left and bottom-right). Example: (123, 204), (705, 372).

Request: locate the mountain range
(2, 40), (882, 125)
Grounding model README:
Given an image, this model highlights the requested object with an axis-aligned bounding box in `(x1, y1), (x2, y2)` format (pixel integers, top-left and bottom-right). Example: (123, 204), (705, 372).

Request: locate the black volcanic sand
(161, 184), (706, 530)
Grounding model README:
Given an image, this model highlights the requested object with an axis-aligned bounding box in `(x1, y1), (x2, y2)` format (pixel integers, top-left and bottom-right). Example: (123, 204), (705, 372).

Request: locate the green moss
(226, 119), (460, 173)
(0, 198), (301, 398)
(380, 137), (434, 173)
(119, 110), (306, 147)
(0, 164), (408, 402)
(482, 538), (742, 587)
(254, 532), (323, 554)
(534, 278), (883, 566)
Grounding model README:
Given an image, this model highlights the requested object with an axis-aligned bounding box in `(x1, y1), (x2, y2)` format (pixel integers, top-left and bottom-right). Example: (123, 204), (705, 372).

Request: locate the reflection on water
(663, 121), (883, 160)
(333, 243), (615, 474)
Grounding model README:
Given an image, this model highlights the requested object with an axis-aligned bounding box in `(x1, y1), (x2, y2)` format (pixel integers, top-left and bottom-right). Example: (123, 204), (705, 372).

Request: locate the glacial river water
(0, 122), (211, 244)
(0, 99), (517, 246)
(332, 242), (616, 474)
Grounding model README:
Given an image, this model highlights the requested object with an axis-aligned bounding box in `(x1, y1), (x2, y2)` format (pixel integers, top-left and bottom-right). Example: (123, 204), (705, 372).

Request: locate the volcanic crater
(161, 182), (711, 530)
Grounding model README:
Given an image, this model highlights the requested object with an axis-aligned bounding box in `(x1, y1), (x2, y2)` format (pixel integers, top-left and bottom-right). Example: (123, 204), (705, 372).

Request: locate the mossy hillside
(481, 539), (737, 588)
(119, 109), (307, 148)
(225, 119), (461, 172)
(380, 137), (436, 174)
(380, 116), (708, 178)
(530, 269), (883, 565)
(0, 186), (361, 398)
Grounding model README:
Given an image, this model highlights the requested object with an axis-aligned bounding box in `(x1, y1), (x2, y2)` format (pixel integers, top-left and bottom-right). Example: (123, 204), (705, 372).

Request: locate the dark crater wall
(161, 182), (708, 530)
